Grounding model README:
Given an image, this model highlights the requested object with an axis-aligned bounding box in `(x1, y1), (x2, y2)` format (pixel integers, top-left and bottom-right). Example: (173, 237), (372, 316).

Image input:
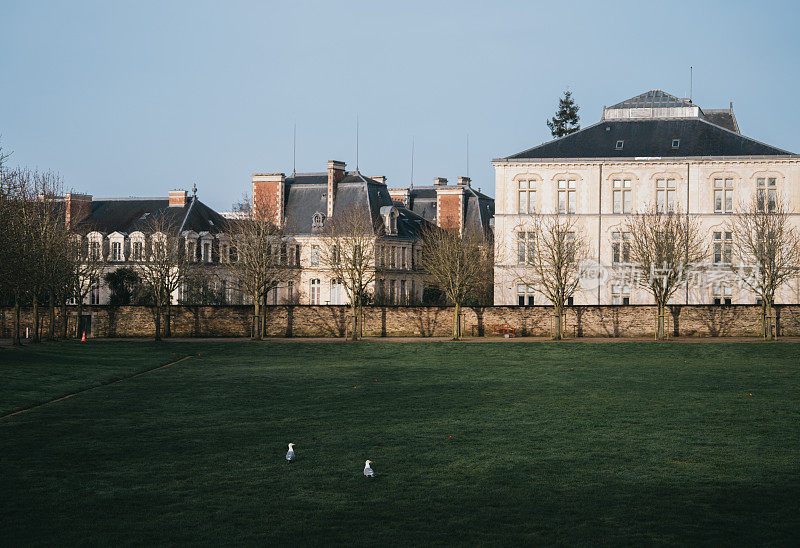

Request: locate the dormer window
(312, 212), (325, 229)
(672, 139), (680, 149)
(89, 240), (102, 261)
(111, 242), (122, 261)
(615, 140), (624, 150)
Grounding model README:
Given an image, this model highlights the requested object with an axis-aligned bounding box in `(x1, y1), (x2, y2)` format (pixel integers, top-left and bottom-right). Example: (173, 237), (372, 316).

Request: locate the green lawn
(1, 341), (798, 545)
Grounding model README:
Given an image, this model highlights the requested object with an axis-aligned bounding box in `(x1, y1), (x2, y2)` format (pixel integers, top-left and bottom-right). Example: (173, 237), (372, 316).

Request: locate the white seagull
(363, 460), (375, 478)
(286, 443), (296, 463)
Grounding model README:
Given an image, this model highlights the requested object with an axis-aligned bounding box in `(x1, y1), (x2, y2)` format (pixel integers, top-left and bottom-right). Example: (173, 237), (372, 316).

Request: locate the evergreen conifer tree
(547, 90), (580, 138)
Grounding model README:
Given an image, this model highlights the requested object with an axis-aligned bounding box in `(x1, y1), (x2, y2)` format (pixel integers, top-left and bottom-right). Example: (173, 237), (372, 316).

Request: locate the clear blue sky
(2, 0), (798, 210)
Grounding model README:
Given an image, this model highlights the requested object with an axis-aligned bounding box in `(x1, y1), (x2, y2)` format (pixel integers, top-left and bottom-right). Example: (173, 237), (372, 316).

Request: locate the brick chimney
(327, 160), (346, 217)
(457, 176), (471, 187)
(436, 185), (465, 234)
(65, 193), (92, 229)
(252, 173), (285, 226)
(433, 177), (448, 186)
(169, 190), (189, 207)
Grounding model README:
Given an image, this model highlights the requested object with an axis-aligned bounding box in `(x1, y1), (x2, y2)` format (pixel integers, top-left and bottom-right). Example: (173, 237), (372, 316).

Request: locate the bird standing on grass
(364, 460), (375, 478)
(286, 443), (296, 463)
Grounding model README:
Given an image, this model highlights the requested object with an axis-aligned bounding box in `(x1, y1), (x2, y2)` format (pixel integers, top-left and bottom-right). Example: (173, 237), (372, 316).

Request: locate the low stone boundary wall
(2, 304), (799, 339)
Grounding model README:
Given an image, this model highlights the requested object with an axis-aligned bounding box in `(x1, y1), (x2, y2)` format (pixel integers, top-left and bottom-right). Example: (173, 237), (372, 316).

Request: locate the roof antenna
(466, 133), (469, 177)
(689, 66), (693, 102)
(192, 183), (197, 197)
(355, 114), (359, 173)
(292, 122), (296, 176)
(410, 137), (415, 189)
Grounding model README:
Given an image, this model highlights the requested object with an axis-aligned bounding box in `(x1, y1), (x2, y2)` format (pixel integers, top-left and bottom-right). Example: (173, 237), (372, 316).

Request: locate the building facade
(68, 189), (231, 305)
(387, 176), (494, 235)
(493, 90), (800, 306)
(250, 161), (433, 305)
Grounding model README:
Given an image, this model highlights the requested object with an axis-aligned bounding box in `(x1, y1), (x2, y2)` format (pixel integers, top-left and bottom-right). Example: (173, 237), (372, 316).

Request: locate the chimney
(169, 190), (189, 207)
(457, 176), (471, 187)
(252, 173), (285, 226)
(327, 160), (346, 217)
(65, 193), (92, 229)
(434, 177), (448, 186)
(371, 175), (386, 184)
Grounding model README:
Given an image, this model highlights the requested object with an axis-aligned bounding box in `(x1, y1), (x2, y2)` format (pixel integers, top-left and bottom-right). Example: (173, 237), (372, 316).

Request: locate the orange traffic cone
(81, 331), (86, 342)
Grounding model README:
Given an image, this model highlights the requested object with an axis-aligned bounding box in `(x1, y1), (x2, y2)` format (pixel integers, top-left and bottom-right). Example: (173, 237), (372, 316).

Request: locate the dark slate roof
(702, 109), (739, 133)
(393, 185), (495, 234)
(503, 118), (794, 160)
(282, 171), (432, 238)
(608, 90), (692, 109)
(73, 197), (227, 235)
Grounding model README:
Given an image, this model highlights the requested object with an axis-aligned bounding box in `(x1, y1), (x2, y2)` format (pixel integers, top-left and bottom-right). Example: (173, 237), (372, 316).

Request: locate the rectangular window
(612, 179), (631, 214)
(287, 280), (294, 302)
(611, 284), (631, 305)
(672, 139), (680, 149)
(757, 177), (777, 212)
(713, 232), (732, 264)
(557, 180), (576, 214)
(389, 280), (396, 304)
(611, 232), (631, 264)
(90, 241), (101, 261)
(517, 284), (534, 306)
(90, 280), (101, 305)
(656, 179), (676, 212)
(517, 232), (535, 264)
(518, 180), (536, 214)
(615, 140), (624, 150)
(712, 283), (733, 305)
(311, 245), (320, 266)
(714, 178), (734, 213)
(310, 279), (320, 304)
(400, 280), (406, 304)
(280, 243), (287, 265)
(203, 242), (212, 263)
(401, 247), (406, 269)
(332, 245), (340, 265)
(295, 245), (301, 266)
(132, 241), (143, 261)
(112, 241), (122, 261)
(391, 247), (396, 268)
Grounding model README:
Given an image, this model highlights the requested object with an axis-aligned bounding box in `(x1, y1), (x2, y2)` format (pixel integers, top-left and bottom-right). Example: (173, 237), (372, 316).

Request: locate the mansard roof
(392, 184), (494, 235)
(73, 197), (227, 235)
(500, 89), (794, 161)
(282, 171), (430, 238)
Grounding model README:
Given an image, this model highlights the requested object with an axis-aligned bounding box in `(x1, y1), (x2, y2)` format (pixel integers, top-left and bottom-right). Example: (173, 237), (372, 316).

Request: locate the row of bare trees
(0, 152), (76, 345)
(509, 196), (800, 340)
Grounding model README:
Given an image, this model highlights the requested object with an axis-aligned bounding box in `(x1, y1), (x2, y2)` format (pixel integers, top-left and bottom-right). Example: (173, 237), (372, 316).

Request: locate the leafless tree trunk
(320, 205), (378, 341)
(227, 193), (294, 339)
(508, 214), (589, 339)
(136, 213), (189, 341)
(418, 226), (493, 340)
(625, 206), (707, 340)
(728, 195), (800, 340)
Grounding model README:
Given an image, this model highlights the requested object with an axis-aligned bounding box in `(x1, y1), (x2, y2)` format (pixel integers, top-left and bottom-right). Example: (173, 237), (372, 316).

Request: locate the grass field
(1, 341), (799, 545)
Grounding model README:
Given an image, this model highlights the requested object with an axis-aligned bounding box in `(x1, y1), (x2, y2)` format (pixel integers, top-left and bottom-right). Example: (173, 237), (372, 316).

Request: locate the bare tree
(320, 205), (377, 341)
(418, 225), (492, 340)
(66, 232), (105, 338)
(136, 212), (189, 340)
(227, 192), (294, 339)
(510, 214), (589, 339)
(625, 206), (707, 340)
(0, 166), (36, 345)
(728, 195), (800, 340)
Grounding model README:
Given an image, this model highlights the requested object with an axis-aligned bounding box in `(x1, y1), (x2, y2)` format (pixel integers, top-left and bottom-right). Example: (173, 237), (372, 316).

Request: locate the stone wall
(2, 304), (799, 339)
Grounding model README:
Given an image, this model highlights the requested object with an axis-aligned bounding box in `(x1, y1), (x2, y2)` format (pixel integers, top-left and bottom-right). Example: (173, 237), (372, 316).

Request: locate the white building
(492, 90), (800, 306)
